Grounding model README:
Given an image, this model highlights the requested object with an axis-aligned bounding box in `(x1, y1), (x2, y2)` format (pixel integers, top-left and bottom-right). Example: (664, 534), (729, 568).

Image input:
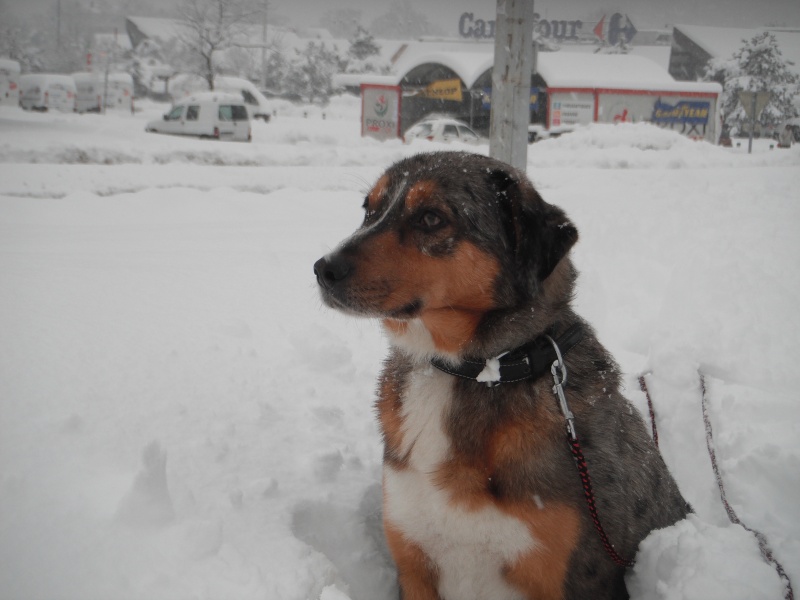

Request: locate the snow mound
(115, 441), (175, 528)
(530, 122), (800, 169)
(627, 515), (786, 600)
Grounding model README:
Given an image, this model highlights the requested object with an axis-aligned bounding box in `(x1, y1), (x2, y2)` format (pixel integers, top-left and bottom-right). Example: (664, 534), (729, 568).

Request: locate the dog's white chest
(383, 367), (536, 600)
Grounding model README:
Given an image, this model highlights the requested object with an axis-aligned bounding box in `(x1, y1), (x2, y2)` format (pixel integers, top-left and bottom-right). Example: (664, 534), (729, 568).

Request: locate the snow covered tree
(284, 42), (346, 104)
(344, 25), (388, 75)
(705, 32), (799, 131)
(175, 0), (256, 90)
(320, 8), (362, 40)
(348, 26), (379, 61)
(369, 0), (443, 40)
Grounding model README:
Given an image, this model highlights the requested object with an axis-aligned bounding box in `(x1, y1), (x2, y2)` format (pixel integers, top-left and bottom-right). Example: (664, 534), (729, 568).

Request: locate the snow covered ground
(0, 97), (798, 600)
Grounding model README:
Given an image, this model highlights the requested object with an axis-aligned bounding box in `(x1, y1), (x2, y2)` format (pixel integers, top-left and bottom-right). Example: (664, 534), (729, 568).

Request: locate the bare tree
(175, 0), (255, 90)
(369, 0), (443, 40)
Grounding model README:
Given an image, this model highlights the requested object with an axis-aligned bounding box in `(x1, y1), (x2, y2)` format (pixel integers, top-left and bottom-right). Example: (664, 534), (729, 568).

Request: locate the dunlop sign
(361, 84), (401, 141)
(421, 79), (463, 102)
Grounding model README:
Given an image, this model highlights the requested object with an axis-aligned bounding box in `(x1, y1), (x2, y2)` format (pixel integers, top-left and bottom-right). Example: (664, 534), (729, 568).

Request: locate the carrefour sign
(459, 12), (637, 44)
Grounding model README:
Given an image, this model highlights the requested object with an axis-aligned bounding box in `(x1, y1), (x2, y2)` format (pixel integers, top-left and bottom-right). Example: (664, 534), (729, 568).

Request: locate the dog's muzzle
(314, 253), (352, 291)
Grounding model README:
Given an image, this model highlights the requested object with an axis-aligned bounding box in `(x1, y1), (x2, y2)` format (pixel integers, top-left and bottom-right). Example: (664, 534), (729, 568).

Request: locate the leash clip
(546, 335), (577, 440)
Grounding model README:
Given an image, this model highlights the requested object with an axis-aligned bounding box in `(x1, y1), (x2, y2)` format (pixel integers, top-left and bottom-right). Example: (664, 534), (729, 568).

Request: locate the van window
(186, 105), (199, 121)
(165, 105), (183, 120)
(219, 105), (248, 121)
(241, 90), (257, 105)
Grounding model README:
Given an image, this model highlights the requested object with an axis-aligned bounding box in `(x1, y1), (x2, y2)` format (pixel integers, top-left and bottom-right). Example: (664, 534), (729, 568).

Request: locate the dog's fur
(314, 151), (689, 600)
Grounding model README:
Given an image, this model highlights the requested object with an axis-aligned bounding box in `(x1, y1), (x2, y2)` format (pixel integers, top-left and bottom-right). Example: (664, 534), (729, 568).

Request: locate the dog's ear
(488, 168), (578, 284)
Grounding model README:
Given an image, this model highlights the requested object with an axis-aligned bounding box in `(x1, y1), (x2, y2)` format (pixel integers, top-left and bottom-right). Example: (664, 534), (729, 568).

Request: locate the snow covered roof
(675, 25), (800, 76)
(537, 53), (673, 88)
(381, 47), (720, 94)
(0, 58), (21, 73)
(72, 72), (133, 84)
(396, 50), (494, 89)
(536, 53), (719, 93)
(126, 16), (186, 43)
(383, 39), (688, 91)
(125, 16), (352, 57)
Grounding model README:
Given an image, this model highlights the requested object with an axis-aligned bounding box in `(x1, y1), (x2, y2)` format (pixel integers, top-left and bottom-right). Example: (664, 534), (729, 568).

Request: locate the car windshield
(409, 123), (433, 136)
(457, 125), (478, 139)
(165, 105), (183, 120)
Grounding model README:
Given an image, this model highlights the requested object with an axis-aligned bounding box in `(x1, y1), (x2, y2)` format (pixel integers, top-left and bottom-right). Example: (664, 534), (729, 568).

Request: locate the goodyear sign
(651, 99), (710, 126)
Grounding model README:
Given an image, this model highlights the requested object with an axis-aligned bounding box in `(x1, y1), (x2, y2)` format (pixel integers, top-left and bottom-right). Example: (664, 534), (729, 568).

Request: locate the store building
(351, 42), (721, 143)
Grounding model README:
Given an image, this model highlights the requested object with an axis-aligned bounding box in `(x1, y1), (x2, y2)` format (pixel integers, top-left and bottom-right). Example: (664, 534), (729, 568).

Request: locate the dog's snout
(314, 254), (352, 290)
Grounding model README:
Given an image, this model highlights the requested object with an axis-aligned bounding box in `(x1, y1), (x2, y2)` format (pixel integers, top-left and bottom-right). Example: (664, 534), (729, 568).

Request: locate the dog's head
(314, 151), (578, 357)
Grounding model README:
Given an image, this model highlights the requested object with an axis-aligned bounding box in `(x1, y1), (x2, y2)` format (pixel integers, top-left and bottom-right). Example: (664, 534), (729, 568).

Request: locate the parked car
(527, 124), (575, 143)
(19, 74), (76, 112)
(404, 117), (484, 144)
(145, 92), (251, 142)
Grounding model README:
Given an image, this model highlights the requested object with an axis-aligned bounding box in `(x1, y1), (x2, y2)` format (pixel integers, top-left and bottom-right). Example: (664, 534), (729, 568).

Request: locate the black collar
(431, 322), (584, 386)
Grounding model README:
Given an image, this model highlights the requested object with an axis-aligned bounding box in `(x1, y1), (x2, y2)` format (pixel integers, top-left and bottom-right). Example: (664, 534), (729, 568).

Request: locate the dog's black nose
(314, 254), (352, 289)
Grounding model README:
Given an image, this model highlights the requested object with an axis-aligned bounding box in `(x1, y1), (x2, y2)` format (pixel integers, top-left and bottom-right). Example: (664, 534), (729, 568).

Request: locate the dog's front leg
(384, 522), (441, 600)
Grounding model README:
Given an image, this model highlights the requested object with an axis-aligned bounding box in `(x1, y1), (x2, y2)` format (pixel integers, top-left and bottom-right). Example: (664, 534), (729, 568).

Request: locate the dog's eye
(362, 197), (376, 222)
(418, 211), (444, 231)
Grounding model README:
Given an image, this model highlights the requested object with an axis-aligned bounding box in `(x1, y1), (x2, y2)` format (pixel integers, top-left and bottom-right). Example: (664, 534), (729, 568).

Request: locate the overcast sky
(3, 0), (799, 35)
(274, 0), (800, 33)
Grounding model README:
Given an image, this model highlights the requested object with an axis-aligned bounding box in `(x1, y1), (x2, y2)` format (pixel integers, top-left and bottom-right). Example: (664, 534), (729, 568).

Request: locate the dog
(314, 151), (689, 600)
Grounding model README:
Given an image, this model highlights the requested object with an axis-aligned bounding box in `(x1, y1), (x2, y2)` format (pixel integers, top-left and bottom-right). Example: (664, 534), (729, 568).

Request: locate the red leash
(566, 433), (635, 568)
(547, 337), (634, 568)
(640, 372), (794, 600)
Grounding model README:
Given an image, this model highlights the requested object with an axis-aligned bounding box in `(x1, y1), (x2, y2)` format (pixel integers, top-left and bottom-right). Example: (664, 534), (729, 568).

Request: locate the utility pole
(261, 0), (268, 90)
(489, 0), (534, 171)
(56, 0), (62, 48)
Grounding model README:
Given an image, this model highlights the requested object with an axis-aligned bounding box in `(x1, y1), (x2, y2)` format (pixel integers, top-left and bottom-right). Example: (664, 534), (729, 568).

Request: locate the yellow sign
(423, 78), (463, 102)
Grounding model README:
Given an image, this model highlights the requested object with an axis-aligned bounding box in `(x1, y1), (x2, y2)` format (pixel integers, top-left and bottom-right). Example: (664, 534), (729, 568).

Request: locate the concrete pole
(261, 0), (268, 90)
(489, 0), (534, 171)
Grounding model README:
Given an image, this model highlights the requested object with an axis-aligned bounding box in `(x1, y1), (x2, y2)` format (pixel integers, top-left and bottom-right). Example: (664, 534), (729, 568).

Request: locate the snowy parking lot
(0, 98), (798, 599)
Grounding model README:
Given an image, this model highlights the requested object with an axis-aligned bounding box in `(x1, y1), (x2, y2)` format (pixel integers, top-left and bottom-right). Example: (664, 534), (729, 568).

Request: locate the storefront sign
(597, 92), (717, 141)
(593, 14), (637, 46)
(459, 12), (636, 43)
(422, 79), (463, 102)
(651, 99), (710, 125)
(361, 84), (401, 141)
(550, 94), (595, 126)
(459, 12), (583, 41)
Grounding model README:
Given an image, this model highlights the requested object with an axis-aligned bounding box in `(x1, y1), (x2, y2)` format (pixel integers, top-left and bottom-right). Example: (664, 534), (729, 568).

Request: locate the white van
(103, 73), (134, 112)
(170, 74), (271, 121)
(19, 74), (76, 112)
(145, 92), (251, 142)
(73, 72), (134, 114)
(215, 76), (271, 122)
(72, 72), (102, 113)
(0, 58), (21, 107)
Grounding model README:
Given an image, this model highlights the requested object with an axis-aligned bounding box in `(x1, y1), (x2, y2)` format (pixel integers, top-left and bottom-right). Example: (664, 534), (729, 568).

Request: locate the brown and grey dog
(314, 151), (688, 600)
